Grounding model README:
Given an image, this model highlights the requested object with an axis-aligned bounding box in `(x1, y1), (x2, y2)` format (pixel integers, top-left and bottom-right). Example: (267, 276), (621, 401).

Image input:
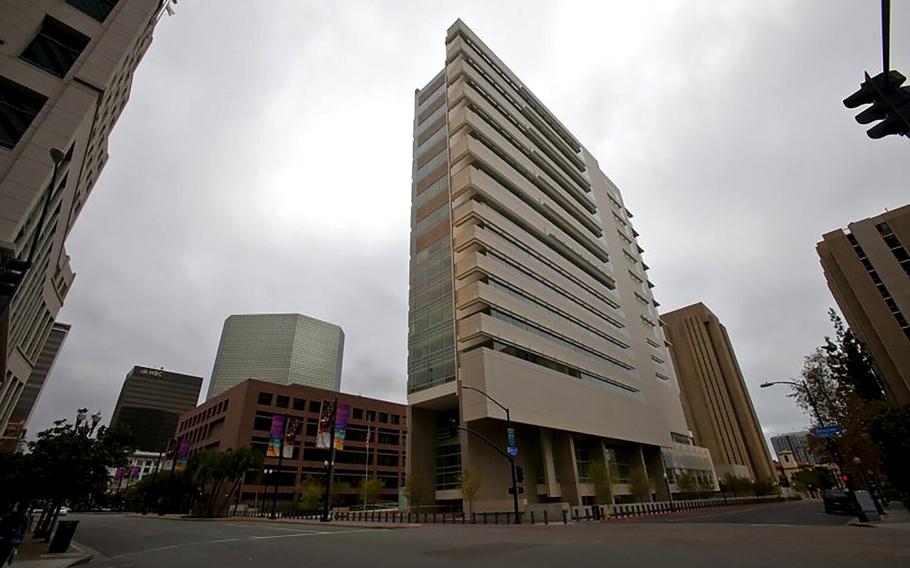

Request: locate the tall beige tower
(817, 204), (910, 403)
(662, 303), (775, 482)
(0, 0), (164, 439)
(407, 20), (717, 513)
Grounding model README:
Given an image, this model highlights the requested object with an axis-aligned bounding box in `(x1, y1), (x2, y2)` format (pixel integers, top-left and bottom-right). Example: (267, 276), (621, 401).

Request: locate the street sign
(813, 425), (842, 438)
(506, 427), (516, 447)
(507, 446), (518, 457)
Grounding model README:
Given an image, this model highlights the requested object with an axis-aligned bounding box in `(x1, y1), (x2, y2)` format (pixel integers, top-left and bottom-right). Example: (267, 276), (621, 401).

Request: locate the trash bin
(48, 520), (79, 553)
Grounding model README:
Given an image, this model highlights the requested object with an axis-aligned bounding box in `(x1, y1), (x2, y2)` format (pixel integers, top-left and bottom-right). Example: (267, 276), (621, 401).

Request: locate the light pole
(461, 385), (520, 524)
(663, 472), (675, 511)
(761, 380), (868, 523)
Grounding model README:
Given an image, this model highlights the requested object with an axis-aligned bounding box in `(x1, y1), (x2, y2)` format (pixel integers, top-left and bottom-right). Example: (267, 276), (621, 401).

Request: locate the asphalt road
(640, 497), (853, 526)
(70, 501), (910, 568)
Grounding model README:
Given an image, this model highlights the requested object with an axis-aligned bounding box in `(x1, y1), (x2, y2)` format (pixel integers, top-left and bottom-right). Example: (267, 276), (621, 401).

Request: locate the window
(292, 398), (306, 411)
(379, 412), (389, 424)
(308, 400), (321, 413)
(391, 415), (400, 425)
(257, 392), (273, 406)
(0, 76), (47, 149)
(352, 408), (363, 420)
(275, 395), (289, 409)
(67, 0), (119, 22)
(20, 17), (90, 78)
(253, 414), (272, 431)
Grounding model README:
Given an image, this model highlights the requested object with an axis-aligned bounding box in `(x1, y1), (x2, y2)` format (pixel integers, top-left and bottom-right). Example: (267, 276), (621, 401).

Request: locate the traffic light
(448, 419), (459, 438)
(0, 257), (31, 298)
(515, 465), (524, 483)
(843, 70), (910, 139)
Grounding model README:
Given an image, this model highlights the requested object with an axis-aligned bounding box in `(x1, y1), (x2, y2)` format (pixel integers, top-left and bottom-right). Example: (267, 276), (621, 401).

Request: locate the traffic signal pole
(450, 419), (521, 524)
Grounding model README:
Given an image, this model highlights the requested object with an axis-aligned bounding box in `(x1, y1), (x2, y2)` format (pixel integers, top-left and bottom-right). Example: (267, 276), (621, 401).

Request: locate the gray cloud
(29, 1), (910, 456)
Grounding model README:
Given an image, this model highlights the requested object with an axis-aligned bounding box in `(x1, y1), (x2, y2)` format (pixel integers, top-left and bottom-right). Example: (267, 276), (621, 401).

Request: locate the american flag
(365, 424), (372, 450)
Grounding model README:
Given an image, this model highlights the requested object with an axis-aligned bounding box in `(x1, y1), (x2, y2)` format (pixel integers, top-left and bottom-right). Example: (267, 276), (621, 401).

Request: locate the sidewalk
(11, 537), (92, 568)
(126, 512), (418, 530)
(850, 502), (910, 529)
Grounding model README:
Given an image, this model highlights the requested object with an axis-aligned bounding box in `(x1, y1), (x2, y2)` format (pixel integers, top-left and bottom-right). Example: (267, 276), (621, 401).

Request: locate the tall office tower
(407, 20), (715, 513)
(817, 204), (910, 403)
(770, 431), (820, 466)
(207, 313), (345, 400)
(0, 0), (164, 439)
(0, 321), (68, 451)
(109, 365), (203, 452)
(662, 303), (775, 481)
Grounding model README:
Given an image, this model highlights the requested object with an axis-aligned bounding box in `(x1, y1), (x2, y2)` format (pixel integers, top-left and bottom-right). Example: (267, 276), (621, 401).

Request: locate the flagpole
(363, 419), (370, 509)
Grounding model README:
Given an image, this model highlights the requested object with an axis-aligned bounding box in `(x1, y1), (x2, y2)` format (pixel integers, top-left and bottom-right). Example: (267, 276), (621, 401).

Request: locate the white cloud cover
(29, 1), (910, 452)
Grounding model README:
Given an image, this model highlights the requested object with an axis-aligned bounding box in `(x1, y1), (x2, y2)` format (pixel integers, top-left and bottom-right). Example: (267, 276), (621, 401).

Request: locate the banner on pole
(175, 439), (190, 472)
(282, 417), (300, 459)
(267, 414), (285, 458)
(316, 400), (335, 449)
(129, 465), (141, 480)
(113, 467), (125, 481)
(333, 403), (350, 450)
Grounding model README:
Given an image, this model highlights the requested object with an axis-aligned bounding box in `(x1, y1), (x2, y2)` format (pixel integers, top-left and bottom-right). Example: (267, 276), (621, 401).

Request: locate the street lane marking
(111, 528), (382, 558)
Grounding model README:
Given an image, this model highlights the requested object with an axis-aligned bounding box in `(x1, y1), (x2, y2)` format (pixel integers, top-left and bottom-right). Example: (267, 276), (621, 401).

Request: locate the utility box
(48, 520), (79, 553)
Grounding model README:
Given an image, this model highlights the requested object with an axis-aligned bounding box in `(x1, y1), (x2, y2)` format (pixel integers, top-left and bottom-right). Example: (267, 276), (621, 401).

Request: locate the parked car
(822, 489), (855, 515)
(58, 507), (69, 516)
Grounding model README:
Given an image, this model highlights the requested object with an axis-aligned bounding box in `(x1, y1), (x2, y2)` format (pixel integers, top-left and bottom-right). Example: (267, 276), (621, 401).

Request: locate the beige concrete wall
(662, 303), (775, 481)
(817, 204), (910, 404)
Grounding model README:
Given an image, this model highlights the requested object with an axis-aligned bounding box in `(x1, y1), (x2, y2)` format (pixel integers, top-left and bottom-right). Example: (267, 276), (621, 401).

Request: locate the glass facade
(407, 75), (456, 394)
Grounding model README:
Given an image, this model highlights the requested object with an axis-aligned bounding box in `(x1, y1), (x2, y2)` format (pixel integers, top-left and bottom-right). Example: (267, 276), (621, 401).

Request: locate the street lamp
(460, 385), (521, 524)
(761, 380), (869, 523)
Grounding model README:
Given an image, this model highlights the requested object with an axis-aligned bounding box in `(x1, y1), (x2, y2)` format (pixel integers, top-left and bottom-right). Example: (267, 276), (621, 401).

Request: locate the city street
(70, 501), (910, 568)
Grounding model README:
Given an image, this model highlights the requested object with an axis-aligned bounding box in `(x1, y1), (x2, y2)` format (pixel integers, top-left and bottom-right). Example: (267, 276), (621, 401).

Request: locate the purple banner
(175, 439), (190, 472)
(113, 467), (125, 481)
(129, 466), (141, 480)
(267, 415), (285, 458)
(333, 403), (350, 450)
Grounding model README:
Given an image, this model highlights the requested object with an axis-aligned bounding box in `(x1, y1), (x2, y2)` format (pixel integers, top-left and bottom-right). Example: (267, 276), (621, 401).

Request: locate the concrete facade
(0, 0), (163, 439)
(110, 365), (203, 452)
(177, 379), (406, 507)
(407, 20), (714, 512)
(662, 302), (775, 482)
(207, 313), (345, 400)
(0, 320), (69, 449)
(817, 204), (910, 404)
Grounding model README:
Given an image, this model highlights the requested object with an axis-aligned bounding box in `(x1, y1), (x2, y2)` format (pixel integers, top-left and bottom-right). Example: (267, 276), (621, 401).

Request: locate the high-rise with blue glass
(406, 20), (716, 513)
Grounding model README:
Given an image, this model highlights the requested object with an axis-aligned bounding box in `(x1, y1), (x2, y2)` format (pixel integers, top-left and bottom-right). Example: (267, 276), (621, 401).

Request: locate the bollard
(544, 510), (549, 525)
(472, 512), (476, 524)
(563, 509), (568, 524)
(585, 508), (591, 522)
(531, 511), (536, 525)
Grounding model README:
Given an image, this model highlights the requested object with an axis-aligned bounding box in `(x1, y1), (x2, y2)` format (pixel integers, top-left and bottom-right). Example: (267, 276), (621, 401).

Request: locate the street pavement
(68, 500), (910, 568)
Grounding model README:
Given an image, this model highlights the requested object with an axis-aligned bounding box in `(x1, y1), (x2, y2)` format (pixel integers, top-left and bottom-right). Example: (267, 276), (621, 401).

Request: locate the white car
(58, 506), (69, 516)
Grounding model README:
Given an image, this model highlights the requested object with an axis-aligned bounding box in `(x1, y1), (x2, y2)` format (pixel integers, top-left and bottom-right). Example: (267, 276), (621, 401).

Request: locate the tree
(790, 467), (836, 493)
(187, 447), (263, 516)
(721, 474), (752, 497)
(362, 478), (385, 505)
(629, 468), (652, 502)
(753, 478), (776, 496)
(675, 471), (697, 496)
(331, 481), (352, 507)
(868, 404), (910, 500)
(298, 476), (324, 511)
(404, 475), (430, 512)
(26, 417), (132, 534)
(460, 469), (482, 513)
(588, 461), (614, 504)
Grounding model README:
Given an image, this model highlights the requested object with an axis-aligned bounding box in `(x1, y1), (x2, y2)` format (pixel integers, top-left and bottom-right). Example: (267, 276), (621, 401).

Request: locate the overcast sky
(28, 1), (909, 454)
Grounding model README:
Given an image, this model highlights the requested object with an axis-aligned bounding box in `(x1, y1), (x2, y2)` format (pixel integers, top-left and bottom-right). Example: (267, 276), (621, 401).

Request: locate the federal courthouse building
(407, 20), (716, 513)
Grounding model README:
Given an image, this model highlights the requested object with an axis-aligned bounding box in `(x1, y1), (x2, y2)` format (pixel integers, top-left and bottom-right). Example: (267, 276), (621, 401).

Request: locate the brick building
(176, 379), (407, 507)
